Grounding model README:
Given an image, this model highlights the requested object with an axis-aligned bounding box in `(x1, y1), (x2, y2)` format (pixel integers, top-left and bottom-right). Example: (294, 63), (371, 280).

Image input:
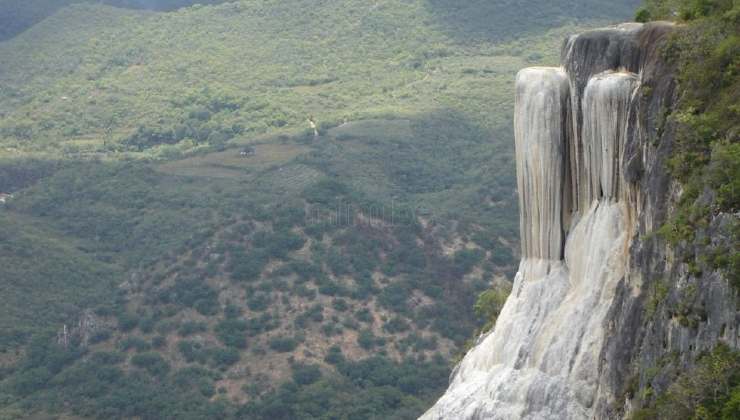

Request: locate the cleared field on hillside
(157, 142), (311, 178)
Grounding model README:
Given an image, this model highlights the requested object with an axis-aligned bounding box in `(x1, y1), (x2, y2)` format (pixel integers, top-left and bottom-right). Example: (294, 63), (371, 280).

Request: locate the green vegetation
(2, 337), (230, 419)
(0, 211), (120, 351)
(239, 355), (450, 420)
(473, 282), (512, 334)
(0, 1), (234, 41)
(641, 0), (739, 288)
(0, 0), (634, 159)
(633, 345), (740, 420)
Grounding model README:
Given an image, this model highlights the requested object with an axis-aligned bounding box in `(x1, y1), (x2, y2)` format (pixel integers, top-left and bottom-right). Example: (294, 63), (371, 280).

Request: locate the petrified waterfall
(422, 23), (669, 420)
(514, 67), (569, 262)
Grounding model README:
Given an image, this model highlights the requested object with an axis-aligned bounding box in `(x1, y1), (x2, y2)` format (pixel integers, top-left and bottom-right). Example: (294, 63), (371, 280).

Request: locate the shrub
(357, 329), (379, 350)
(178, 321), (208, 337)
(291, 364), (322, 385)
(322, 323), (341, 337)
(268, 336), (298, 352)
(160, 276), (219, 315)
(635, 7), (651, 22)
(269, 231), (306, 258)
(131, 352), (170, 377)
(215, 319), (248, 349)
(224, 304), (243, 319)
(332, 298), (349, 312)
(151, 335), (167, 349)
(172, 366), (217, 398)
(324, 345), (344, 365)
(245, 313), (279, 336)
(119, 336), (151, 352)
(383, 317), (410, 334)
(178, 340), (208, 364)
(355, 308), (373, 323)
(247, 292), (272, 312)
(90, 351), (125, 365)
(378, 282), (411, 313)
(452, 248), (485, 276)
(211, 347), (240, 367)
(474, 282), (512, 333)
(229, 250), (268, 282)
(117, 312), (139, 332)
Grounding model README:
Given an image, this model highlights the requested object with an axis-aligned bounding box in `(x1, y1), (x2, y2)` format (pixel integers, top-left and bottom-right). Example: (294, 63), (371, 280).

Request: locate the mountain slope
(0, 0), (638, 158)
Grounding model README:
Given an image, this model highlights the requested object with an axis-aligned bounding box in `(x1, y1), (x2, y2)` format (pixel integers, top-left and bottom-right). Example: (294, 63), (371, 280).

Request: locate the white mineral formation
(422, 25), (646, 420)
(514, 67), (569, 261)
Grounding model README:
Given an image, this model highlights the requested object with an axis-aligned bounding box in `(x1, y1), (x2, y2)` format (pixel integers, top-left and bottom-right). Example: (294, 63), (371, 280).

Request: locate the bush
(229, 250), (268, 282)
(178, 321), (208, 336)
(224, 304), (243, 319)
(245, 313), (279, 336)
(90, 351), (125, 365)
(474, 282), (512, 333)
(355, 308), (373, 323)
(151, 335), (167, 349)
(452, 248), (485, 276)
(295, 304), (324, 328)
(215, 319), (248, 349)
(490, 246), (514, 266)
(178, 340), (208, 364)
(332, 298), (349, 312)
(635, 7), (651, 22)
(172, 366), (217, 398)
(383, 317), (410, 334)
(160, 276), (219, 315)
(119, 336), (151, 352)
(211, 347), (240, 367)
(291, 364), (322, 385)
(324, 345), (345, 365)
(268, 336), (298, 352)
(247, 292), (272, 312)
(357, 329), (380, 350)
(117, 312), (139, 332)
(378, 282), (411, 313)
(131, 352), (170, 377)
(261, 230), (306, 259)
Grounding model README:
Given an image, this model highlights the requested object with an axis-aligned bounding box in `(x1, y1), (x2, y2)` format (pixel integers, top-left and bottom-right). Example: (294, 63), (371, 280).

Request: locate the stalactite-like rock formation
(562, 23), (643, 212)
(582, 71), (637, 203)
(514, 67), (569, 261)
(421, 22), (692, 420)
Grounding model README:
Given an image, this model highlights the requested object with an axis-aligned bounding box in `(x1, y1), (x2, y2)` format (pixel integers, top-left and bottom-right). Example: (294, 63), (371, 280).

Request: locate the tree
(474, 282), (512, 333)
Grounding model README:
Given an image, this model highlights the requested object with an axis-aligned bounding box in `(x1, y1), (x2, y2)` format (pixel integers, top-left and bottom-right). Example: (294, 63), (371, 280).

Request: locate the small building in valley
(239, 146), (255, 157)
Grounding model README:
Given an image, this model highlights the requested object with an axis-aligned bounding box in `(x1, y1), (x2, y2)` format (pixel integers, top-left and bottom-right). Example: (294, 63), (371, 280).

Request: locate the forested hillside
(0, 1), (639, 418)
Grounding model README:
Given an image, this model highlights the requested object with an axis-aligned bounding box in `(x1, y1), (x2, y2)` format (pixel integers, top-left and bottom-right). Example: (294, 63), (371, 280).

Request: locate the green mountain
(0, 1), (640, 418)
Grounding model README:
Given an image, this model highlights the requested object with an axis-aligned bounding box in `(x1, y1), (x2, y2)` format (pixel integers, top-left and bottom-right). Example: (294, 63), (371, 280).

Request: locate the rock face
(422, 22), (738, 420)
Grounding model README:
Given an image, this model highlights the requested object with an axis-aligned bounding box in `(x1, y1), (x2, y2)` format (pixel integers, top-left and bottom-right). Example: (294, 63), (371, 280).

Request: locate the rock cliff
(423, 22), (738, 420)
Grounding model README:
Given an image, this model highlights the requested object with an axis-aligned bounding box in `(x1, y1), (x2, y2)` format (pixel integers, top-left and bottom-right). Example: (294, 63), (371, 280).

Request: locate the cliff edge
(423, 22), (738, 420)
